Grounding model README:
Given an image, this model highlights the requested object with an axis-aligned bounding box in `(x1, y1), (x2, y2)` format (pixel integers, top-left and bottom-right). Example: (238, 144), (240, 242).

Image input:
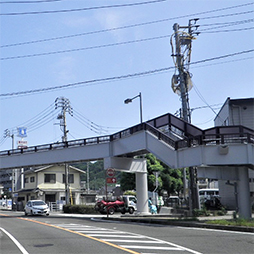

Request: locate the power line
(200, 18), (254, 32)
(0, 0), (63, 3)
(201, 9), (254, 20)
(15, 103), (55, 128)
(2, 20), (253, 61)
(1, 49), (253, 99)
(0, 66), (173, 98)
(193, 85), (219, 115)
(0, 34), (170, 61)
(73, 107), (122, 134)
(0, 0), (166, 16)
(1, 4), (253, 48)
(200, 26), (254, 33)
(201, 18), (254, 27)
(190, 56), (254, 69)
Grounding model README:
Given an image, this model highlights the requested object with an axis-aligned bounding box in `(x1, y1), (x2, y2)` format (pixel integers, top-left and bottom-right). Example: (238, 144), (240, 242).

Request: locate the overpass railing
(0, 118), (253, 157)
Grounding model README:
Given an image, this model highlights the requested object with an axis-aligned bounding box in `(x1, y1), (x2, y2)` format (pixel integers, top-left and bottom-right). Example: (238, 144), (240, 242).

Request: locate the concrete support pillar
(237, 167), (251, 219)
(135, 172), (149, 215)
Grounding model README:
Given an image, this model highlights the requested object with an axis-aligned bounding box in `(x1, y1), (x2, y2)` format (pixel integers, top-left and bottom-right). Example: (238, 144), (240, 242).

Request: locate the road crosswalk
(55, 223), (201, 254)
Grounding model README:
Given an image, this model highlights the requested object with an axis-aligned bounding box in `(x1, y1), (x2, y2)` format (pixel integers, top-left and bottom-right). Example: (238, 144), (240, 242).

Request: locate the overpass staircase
(0, 112), (253, 170)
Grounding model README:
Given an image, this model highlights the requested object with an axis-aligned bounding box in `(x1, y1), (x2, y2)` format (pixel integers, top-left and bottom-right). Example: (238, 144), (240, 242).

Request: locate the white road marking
(102, 239), (162, 243)
(56, 224), (203, 254)
(120, 245), (183, 250)
(0, 227), (29, 254)
(78, 230), (117, 233)
(87, 234), (145, 238)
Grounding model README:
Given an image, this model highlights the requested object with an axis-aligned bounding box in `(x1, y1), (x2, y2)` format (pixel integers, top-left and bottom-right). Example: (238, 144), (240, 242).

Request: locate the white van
(199, 188), (219, 204)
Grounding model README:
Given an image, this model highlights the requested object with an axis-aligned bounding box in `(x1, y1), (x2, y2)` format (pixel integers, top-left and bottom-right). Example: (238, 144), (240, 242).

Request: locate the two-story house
(15, 164), (86, 208)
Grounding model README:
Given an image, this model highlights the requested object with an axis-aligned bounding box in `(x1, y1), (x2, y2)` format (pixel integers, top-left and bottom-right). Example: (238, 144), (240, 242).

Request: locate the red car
(94, 196), (136, 215)
(95, 198), (125, 215)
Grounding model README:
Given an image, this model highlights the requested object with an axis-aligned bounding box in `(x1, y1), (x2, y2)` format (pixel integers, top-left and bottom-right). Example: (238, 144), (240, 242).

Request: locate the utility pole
(173, 23), (190, 122)
(55, 97), (73, 205)
(171, 19), (200, 214)
(87, 161), (90, 194)
(4, 129), (15, 210)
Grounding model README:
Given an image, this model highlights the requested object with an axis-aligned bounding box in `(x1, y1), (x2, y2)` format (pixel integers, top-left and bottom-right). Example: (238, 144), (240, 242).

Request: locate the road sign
(106, 177), (116, 184)
(106, 168), (115, 177)
(17, 140), (28, 149)
(17, 127), (27, 138)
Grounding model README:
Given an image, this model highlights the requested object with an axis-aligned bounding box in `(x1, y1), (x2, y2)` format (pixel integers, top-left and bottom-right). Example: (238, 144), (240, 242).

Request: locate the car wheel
(24, 211), (27, 216)
(129, 207), (134, 214)
(30, 210), (33, 216)
(108, 207), (115, 215)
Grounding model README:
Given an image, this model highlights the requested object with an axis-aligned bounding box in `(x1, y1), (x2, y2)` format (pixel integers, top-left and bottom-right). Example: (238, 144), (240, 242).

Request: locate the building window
(30, 176), (35, 183)
(25, 177), (29, 183)
(224, 118), (229, 126)
(44, 174), (56, 183)
(62, 174), (74, 184)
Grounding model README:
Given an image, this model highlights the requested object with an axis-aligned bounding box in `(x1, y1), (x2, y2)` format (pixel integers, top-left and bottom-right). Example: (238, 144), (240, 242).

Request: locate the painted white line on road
(120, 245), (183, 250)
(0, 227), (29, 254)
(102, 239), (161, 243)
(87, 234), (145, 238)
(78, 230), (117, 233)
(123, 231), (203, 254)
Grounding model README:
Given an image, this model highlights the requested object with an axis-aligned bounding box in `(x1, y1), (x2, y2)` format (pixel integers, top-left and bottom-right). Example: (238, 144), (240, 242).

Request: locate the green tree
(119, 153), (184, 196)
(120, 172), (135, 191)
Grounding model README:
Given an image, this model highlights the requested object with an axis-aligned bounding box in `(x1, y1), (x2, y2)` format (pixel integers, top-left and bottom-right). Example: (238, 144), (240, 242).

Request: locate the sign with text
(17, 140), (28, 149)
(106, 177), (116, 184)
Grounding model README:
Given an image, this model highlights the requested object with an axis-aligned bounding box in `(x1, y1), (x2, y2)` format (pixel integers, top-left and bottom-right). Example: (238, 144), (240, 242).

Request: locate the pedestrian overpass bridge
(0, 113), (253, 218)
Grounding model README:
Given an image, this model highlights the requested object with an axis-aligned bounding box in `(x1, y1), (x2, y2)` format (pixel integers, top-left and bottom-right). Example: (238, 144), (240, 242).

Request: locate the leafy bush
(193, 208), (210, 217)
(63, 204), (99, 214)
(123, 190), (136, 196)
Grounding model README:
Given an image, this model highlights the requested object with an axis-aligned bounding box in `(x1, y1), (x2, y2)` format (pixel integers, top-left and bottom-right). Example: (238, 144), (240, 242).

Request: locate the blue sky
(0, 0), (253, 151)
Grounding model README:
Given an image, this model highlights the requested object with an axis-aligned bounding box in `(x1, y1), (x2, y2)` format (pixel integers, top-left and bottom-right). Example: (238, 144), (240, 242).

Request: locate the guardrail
(0, 120), (253, 157)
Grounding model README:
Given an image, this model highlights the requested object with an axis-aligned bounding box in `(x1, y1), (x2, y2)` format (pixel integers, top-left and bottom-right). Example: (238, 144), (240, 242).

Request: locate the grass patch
(206, 218), (254, 227)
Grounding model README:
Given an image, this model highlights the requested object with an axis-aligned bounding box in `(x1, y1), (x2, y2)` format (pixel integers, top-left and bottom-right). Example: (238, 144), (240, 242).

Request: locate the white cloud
(52, 56), (77, 84)
(94, 9), (137, 42)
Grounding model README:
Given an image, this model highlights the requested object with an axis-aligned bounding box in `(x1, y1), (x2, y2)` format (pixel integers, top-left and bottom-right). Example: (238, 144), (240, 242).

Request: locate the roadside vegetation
(63, 204), (99, 214)
(206, 218), (254, 227)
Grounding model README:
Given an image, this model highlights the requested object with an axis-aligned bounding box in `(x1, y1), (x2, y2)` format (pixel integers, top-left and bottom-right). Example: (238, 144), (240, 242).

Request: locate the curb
(101, 217), (254, 233)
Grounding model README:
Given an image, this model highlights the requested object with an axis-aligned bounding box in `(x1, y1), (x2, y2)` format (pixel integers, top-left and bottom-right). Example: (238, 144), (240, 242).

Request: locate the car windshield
(32, 201), (46, 206)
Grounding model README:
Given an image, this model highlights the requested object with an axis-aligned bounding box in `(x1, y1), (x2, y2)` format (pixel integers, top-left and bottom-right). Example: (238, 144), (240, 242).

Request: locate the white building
(214, 97), (254, 209)
(15, 164), (86, 209)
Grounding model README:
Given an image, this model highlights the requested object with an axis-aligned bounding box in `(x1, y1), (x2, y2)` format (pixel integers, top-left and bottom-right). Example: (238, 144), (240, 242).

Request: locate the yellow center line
(0, 214), (140, 254)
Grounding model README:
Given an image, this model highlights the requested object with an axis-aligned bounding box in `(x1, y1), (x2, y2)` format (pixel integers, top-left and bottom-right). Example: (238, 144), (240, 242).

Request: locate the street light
(124, 92), (143, 123)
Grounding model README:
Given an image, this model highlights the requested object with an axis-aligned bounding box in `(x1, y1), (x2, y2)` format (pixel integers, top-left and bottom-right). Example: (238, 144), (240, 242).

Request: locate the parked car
(24, 200), (50, 216)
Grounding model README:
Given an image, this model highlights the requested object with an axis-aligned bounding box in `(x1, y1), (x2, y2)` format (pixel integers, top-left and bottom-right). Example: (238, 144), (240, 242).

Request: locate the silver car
(24, 200), (50, 216)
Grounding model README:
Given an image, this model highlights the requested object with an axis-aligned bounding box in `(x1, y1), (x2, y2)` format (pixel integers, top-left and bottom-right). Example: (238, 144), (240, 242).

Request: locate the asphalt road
(0, 211), (253, 254)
